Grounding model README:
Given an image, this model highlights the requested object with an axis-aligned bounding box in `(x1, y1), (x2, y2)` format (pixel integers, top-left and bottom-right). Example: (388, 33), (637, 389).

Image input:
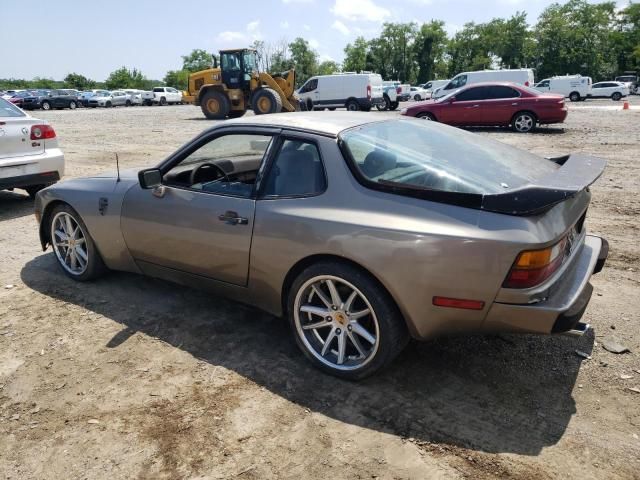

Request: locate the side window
(488, 86), (520, 99)
(301, 79), (318, 93)
(456, 87), (488, 102)
(263, 139), (326, 197)
(164, 134), (273, 198)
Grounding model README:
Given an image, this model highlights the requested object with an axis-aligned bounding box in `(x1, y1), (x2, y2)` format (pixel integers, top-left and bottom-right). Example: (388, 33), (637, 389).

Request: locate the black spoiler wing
(377, 154), (607, 216)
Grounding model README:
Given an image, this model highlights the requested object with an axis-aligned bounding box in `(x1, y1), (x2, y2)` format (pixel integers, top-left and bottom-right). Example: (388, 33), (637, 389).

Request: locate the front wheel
(414, 94), (422, 101)
(288, 262), (408, 380)
(512, 112), (536, 133)
(569, 92), (581, 102)
(377, 95), (390, 111)
(69, 101), (77, 110)
(611, 92), (622, 101)
(41, 101), (51, 111)
(388, 101), (399, 111)
(49, 204), (106, 281)
(417, 112), (435, 121)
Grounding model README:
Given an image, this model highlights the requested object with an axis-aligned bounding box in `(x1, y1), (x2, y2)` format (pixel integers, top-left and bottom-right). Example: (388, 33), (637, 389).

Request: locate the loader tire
(252, 88), (282, 115)
(200, 90), (230, 120)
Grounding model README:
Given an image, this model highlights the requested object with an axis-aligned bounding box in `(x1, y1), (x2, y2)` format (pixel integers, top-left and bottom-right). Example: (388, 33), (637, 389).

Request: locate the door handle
(218, 211), (248, 225)
(465, 105), (480, 109)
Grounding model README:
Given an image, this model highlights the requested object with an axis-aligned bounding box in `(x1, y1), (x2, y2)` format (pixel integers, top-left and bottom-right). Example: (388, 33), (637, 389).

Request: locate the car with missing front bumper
(33, 113), (607, 379)
(0, 98), (64, 198)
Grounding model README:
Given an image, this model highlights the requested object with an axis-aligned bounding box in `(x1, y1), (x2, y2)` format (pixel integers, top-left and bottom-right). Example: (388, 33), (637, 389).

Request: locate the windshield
(340, 120), (559, 195)
(0, 98), (26, 117)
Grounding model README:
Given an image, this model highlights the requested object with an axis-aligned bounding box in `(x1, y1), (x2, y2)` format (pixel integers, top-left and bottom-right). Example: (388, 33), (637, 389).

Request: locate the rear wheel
(49, 204), (106, 281)
(328, 107), (336, 111)
(414, 94), (421, 101)
(346, 99), (360, 111)
(288, 261), (408, 380)
(611, 92), (622, 101)
(200, 90), (230, 120)
(41, 101), (51, 111)
(252, 88), (283, 114)
(417, 112), (435, 121)
(377, 95), (390, 111)
(512, 111), (536, 133)
(159, 97), (167, 106)
(569, 92), (581, 102)
(69, 101), (77, 110)
(388, 101), (399, 111)
(125, 100), (131, 106)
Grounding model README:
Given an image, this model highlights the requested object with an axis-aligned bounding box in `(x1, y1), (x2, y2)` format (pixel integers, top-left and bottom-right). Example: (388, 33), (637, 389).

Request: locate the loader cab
(220, 49), (258, 92)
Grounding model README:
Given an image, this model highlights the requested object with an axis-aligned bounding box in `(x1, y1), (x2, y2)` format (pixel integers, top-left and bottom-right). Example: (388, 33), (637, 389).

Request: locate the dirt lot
(1, 99), (639, 480)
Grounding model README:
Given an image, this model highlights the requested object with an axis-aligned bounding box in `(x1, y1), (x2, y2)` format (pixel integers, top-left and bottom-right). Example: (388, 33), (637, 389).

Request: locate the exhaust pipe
(563, 322), (591, 337)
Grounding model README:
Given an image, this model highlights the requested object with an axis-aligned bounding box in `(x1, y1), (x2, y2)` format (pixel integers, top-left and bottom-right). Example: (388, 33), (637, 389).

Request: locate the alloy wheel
(514, 114), (534, 132)
(294, 275), (380, 371)
(51, 212), (89, 276)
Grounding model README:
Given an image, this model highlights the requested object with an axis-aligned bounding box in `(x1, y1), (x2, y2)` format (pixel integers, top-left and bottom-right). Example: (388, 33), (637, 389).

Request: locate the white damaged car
(0, 98), (64, 198)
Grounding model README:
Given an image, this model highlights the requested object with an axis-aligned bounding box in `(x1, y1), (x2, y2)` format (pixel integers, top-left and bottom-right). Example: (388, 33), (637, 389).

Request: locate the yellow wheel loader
(182, 48), (300, 120)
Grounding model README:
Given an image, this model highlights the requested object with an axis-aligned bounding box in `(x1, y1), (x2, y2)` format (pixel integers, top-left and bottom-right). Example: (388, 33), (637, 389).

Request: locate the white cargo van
(533, 75), (592, 102)
(432, 69), (535, 99)
(420, 80), (449, 98)
(297, 73), (385, 111)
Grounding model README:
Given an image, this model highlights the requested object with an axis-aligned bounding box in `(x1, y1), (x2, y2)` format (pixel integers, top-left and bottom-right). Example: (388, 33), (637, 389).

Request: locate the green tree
(413, 20), (449, 82)
(163, 69), (190, 90)
(288, 37), (318, 85)
(380, 22), (418, 82)
(181, 49), (213, 72)
(532, 0), (617, 80)
(64, 72), (94, 90)
(105, 67), (150, 89)
(612, 3), (640, 73)
(317, 60), (340, 75)
(343, 36), (368, 72)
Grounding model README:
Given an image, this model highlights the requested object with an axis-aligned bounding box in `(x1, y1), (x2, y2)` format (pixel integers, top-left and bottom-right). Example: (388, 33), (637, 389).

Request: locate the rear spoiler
(377, 154), (606, 216)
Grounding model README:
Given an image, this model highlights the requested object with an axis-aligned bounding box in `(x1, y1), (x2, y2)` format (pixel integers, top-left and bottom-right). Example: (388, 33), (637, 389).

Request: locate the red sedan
(400, 82), (567, 133)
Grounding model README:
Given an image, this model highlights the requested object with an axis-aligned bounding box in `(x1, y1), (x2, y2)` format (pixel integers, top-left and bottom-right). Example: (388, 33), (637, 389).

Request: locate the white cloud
(319, 54), (336, 63)
(331, 20), (350, 35)
(303, 24), (311, 31)
(309, 38), (320, 49)
(247, 20), (260, 33)
(282, 0), (314, 3)
(280, 20), (290, 29)
(331, 0), (390, 22)
(216, 31), (247, 43)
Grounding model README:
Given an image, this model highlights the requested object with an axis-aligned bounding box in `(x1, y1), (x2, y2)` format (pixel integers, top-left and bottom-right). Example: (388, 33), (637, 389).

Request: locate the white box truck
(297, 73), (385, 111)
(533, 75), (593, 102)
(432, 69), (535, 99)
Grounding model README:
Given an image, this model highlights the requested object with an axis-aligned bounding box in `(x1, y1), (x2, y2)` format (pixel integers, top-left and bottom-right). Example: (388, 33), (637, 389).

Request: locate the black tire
(328, 107), (336, 111)
(611, 92), (622, 101)
(69, 101), (77, 110)
(106, 101), (112, 108)
(346, 99), (360, 111)
(303, 97), (314, 112)
(200, 90), (230, 120)
(512, 111), (536, 133)
(388, 101), (399, 111)
(569, 92), (581, 102)
(48, 203), (106, 282)
(417, 112), (436, 121)
(252, 88), (283, 115)
(362, 106), (371, 112)
(227, 110), (247, 118)
(144, 100), (153, 106)
(41, 101), (51, 111)
(159, 97), (167, 106)
(287, 261), (409, 380)
(377, 95), (390, 111)
(125, 100), (131, 106)
(414, 94), (421, 101)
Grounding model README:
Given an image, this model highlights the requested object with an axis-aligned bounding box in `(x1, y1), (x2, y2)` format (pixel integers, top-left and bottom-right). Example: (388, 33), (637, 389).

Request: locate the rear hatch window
(339, 119), (559, 196)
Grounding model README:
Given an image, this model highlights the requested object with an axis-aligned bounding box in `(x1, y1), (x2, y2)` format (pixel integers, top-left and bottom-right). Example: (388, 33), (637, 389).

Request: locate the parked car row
(1, 87), (185, 111)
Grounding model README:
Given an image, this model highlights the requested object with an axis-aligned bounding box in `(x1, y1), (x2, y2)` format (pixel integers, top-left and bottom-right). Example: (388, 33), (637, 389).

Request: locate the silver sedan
(34, 113), (608, 379)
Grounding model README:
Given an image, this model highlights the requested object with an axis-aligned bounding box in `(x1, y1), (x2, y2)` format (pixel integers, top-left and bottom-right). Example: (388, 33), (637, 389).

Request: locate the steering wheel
(189, 162), (230, 186)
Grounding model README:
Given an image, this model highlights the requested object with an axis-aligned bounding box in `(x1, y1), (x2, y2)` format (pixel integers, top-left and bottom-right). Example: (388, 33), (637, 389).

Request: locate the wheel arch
(280, 253), (411, 335)
(39, 199), (66, 250)
(196, 84), (227, 106)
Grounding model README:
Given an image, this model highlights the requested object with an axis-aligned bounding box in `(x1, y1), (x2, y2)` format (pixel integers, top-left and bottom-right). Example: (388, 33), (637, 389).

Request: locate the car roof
(222, 112), (388, 137)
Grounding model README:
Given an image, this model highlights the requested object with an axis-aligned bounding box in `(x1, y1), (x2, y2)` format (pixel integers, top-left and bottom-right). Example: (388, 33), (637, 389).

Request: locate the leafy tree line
(3, 1), (639, 91)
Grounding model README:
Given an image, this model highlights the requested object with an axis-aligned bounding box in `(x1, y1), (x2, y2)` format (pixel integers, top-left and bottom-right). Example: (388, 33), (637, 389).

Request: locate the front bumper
(482, 235), (608, 334)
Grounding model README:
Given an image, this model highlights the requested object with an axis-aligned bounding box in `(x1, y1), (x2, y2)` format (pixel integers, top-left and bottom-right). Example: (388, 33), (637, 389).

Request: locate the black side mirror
(139, 168), (162, 189)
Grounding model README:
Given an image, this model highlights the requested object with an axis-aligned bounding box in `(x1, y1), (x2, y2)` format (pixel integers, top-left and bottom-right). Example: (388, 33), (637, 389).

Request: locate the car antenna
(115, 152), (121, 183)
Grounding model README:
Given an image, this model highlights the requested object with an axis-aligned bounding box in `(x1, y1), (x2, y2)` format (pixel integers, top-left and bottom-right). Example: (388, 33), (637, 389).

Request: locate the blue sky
(0, 0), (629, 81)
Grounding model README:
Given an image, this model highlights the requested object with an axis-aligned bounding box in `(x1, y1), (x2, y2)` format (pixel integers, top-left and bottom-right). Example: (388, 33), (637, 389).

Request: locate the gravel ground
(1, 98), (639, 480)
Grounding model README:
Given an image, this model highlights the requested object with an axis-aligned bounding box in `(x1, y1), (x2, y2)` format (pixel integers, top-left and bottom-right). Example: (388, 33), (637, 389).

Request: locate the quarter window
(263, 139), (326, 197)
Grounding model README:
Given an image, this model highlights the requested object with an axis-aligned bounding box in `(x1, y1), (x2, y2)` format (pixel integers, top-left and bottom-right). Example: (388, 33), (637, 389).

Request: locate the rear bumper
(0, 150), (65, 189)
(0, 171), (60, 189)
(482, 235), (608, 334)
(539, 108), (568, 124)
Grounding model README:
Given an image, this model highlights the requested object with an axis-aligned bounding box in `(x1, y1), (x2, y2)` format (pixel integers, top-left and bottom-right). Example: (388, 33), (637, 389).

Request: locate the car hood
(88, 168), (142, 180)
(92, 95), (111, 101)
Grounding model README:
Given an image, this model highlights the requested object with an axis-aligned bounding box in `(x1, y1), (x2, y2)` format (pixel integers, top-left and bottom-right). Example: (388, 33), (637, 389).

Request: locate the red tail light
(30, 124), (56, 140)
(367, 84), (371, 100)
(396, 87), (401, 94)
(525, 81), (530, 86)
(503, 232), (575, 289)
